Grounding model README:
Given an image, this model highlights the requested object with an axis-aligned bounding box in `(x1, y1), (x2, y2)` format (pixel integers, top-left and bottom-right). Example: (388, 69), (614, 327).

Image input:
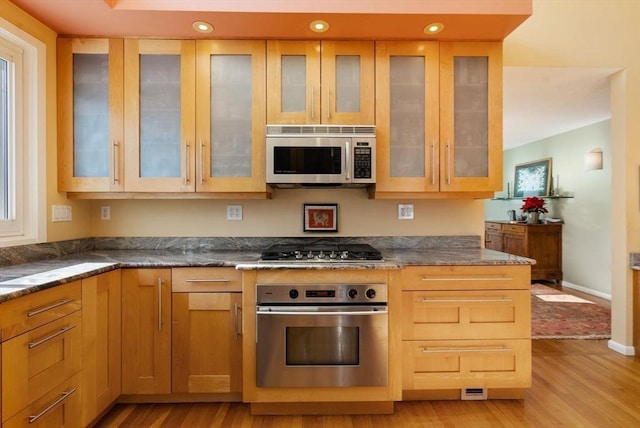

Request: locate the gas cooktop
(259, 243), (384, 263)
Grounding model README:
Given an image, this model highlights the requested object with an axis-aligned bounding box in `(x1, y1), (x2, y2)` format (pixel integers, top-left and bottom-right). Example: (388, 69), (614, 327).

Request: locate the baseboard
(607, 340), (636, 356)
(561, 280), (611, 301)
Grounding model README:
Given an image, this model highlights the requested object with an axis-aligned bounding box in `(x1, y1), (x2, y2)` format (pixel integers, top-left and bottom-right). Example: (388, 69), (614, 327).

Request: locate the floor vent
(461, 387), (488, 400)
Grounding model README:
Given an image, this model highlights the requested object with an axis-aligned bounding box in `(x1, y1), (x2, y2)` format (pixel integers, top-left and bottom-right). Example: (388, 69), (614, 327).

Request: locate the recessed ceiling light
(193, 21), (214, 33)
(424, 23), (444, 35)
(310, 20), (329, 33)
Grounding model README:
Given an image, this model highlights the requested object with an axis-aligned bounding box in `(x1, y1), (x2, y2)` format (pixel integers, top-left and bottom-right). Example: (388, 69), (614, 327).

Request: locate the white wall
(485, 120), (612, 296)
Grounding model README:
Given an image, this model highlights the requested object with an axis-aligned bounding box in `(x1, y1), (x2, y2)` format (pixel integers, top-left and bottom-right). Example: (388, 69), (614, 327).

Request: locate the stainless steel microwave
(266, 125), (376, 187)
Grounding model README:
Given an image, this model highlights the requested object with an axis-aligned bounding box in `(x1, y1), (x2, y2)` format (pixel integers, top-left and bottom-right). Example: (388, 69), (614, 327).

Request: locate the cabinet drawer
(401, 290), (530, 340)
(0, 282), (82, 341)
(484, 222), (502, 231)
(2, 373), (81, 428)
(172, 267), (241, 292)
(2, 311), (82, 421)
(401, 266), (530, 291)
(502, 224), (525, 234)
(402, 339), (531, 390)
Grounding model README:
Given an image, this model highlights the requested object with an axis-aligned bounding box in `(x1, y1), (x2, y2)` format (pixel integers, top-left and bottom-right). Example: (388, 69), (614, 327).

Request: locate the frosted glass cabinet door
(196, 40), (266, 192)
(58, 38), (123, 192)
(124, 39), (196, 192)
(267, 41), (374, 125)
(320, 41), (375, 125)
(267, 41), (320, 124)
(374, 42), (439, 193)
(440, 42), (502, 192)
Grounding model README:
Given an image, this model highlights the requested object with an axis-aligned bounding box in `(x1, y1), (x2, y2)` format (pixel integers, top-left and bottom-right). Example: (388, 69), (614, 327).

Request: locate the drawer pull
(28, 387), (77, 424)
(28, 325), (76, 349)
(420, 277), (513, 282)
(421, 346), (511, 354)
(27, 298), (75, 317)
(185, 278), (231, 283)
(420, 297), (513, 303)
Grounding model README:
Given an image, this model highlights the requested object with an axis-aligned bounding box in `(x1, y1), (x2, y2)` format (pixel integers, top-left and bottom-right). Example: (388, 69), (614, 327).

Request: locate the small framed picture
(513, 158), (552, 197)
(303, 204), (338, 232)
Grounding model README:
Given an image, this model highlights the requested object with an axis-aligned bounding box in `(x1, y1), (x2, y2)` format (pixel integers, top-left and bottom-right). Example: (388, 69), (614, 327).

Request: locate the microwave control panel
(353, 141), (373, 179)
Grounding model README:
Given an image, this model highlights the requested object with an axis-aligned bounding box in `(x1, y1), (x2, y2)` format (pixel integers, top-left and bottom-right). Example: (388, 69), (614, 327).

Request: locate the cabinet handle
(234, 302), (242, 340)
(28, 387), (77, 424)
(420, 277), (513, 282)
(185, 278), (231, 283)
(199, 139), (205, 185)
(345, 140), (351, 181)
(112, 140), (120, 184)
(28, 325), (76, 349)
(446, 141), (451, 185)
(27, 298), (75, 318)
(421, 346), (511, 354)
(420, 297), (512, 303)
(310, 85), (315, 120)
(431, 140), (436, 185)
(184, 141), (190, 185)
(158, 277), (163, 331)
(326, 85), (331, 120)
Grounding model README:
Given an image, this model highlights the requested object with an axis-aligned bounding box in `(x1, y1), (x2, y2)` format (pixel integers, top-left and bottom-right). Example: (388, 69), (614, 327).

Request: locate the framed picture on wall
(513, 158), (552, 197)
(303, 204), (338, 232)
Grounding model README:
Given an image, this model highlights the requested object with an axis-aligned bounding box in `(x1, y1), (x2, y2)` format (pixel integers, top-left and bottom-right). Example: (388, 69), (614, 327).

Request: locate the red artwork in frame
(303, 204), (338, 232)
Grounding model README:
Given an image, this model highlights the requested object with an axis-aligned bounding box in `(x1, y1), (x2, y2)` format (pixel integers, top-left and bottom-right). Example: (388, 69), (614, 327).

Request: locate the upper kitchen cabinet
(195, 40), (268, 193)
(266, 41), (374, 125)
(439, 42), (502, 193)
(58, 38), (124, 192)
(123, 39), (196, 192)
(375, 41), (440, 193)
(373, 41), (502, 198)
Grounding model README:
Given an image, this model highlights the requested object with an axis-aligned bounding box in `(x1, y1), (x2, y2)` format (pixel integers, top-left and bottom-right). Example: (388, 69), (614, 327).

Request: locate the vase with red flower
(520, 196), (548, 224)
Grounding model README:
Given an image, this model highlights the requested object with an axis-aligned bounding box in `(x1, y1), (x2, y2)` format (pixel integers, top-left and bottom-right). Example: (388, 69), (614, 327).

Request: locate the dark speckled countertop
(0, 237), (535, 304)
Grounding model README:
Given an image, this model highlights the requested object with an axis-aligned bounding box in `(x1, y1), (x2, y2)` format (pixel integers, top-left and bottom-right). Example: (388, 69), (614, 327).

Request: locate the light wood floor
(96, 340), (640, 428)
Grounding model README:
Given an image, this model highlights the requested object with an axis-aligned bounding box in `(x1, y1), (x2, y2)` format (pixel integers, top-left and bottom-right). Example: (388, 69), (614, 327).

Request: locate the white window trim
(0, 18), (46, 247)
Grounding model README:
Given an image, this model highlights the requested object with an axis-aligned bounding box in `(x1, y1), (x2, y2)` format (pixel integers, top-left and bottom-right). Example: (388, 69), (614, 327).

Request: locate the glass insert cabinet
(58, 38), (501, 197)
(375, 41), (502, 195)
(58, 39), (267, 194)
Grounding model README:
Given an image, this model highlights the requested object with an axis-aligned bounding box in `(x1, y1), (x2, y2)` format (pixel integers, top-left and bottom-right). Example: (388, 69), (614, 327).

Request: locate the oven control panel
(257, 283), (387, 305)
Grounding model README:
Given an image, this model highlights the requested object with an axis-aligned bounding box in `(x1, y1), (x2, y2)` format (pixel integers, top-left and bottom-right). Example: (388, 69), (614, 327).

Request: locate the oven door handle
(257, 307), (387, 316)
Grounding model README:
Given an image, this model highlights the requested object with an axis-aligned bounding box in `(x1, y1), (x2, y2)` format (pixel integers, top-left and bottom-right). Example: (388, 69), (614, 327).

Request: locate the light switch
(52, 205), (72, 222)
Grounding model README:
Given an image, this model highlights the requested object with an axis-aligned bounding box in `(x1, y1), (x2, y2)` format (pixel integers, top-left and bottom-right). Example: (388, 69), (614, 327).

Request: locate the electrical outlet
(226, 205), (243, 221)
(101, 206), (110, 220)
(52, 205), (72, 222)
(398, 204), (414, 220)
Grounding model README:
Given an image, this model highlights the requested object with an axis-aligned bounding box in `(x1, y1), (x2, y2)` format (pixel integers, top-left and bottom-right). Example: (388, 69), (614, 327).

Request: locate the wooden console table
(485, 221), (563, 283)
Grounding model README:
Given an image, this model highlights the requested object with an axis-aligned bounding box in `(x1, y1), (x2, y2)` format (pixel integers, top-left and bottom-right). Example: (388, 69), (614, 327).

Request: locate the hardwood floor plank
(96, 340), (640, 427)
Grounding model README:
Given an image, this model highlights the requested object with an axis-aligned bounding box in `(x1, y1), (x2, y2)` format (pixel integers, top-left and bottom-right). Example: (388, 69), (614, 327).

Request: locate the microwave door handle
(345, 141), (351, 181)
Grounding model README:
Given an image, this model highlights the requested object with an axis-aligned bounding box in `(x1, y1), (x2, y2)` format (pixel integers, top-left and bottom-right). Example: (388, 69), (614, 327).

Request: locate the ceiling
(7, 0), (613, 150)
(503, 67), (614, 149)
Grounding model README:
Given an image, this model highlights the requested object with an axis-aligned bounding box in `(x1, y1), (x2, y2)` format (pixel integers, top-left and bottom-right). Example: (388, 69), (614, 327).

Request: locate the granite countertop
(0, 246), (534, 304)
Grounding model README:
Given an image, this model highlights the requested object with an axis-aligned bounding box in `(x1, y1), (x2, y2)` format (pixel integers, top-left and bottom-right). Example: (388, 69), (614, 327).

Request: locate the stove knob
(348, 289), (358, 299)
(289, 289), (299, 299)
(329, 251), (337, 259)
(365, 288), (376, 299)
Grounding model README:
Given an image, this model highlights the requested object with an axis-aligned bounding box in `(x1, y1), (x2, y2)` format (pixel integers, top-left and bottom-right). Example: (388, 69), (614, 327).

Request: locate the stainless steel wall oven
(255, 283), (388, 388)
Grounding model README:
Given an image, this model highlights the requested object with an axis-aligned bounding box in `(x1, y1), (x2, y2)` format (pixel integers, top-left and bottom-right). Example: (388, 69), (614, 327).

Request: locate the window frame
(0, 18), (46, 247)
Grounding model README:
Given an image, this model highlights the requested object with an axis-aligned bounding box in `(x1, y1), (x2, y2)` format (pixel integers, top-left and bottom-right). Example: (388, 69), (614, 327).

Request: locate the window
(0, 18), (45, 247)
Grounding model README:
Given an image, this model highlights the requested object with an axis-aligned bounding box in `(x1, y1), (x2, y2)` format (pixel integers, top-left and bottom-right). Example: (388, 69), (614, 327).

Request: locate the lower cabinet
(0, 282), (82, 427)
(81, 269), (121, 426)
(2, 373), (82, 428)
(171, 268), (243, 395)
(400, 265), (531, 398)
(121, 268), (172, 395)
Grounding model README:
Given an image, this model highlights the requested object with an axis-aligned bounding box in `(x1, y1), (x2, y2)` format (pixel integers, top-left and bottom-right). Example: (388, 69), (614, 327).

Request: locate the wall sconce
(585, 148), (603, 171)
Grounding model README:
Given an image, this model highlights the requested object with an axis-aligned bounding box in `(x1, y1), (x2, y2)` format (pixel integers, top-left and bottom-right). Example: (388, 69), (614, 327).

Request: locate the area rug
(531, 283), (611, 339)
